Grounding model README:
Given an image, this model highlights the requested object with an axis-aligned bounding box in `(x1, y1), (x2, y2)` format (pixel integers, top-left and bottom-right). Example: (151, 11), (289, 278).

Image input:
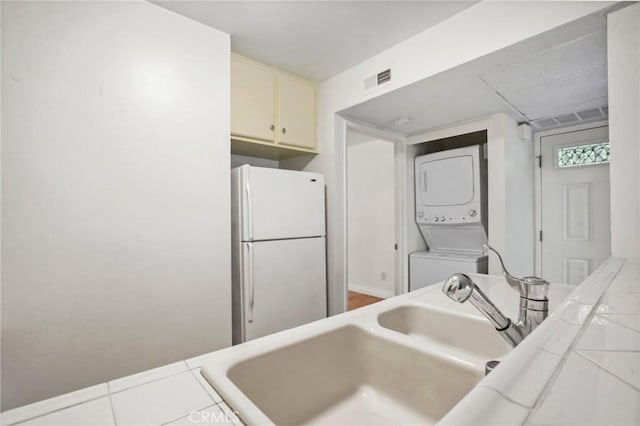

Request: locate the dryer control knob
(468, 209), (477, 217)
(440, 216), (445, 222)
(434, 217), (439, 222)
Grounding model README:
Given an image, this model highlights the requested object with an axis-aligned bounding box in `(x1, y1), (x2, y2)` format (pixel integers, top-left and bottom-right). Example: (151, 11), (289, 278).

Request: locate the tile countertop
(440, 257), (640, 426)
(1, 257), (637, 425)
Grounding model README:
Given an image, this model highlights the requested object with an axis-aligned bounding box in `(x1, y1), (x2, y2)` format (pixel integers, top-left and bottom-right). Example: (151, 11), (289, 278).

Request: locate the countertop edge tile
(108, 361), (189, 394)
(0, 383), (109, 426)
(438, 385), (530, 426)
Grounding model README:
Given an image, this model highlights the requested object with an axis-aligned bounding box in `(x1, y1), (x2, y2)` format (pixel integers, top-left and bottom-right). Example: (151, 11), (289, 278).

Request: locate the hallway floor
(348, 291), (383, 311)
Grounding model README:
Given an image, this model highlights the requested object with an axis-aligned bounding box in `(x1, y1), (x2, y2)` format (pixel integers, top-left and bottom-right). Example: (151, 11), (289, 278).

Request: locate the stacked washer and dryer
(409, 145), (489, 291)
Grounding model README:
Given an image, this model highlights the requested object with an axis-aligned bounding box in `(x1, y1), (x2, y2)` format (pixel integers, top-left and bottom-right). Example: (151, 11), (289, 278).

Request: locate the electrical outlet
(381, 272), (387, 281)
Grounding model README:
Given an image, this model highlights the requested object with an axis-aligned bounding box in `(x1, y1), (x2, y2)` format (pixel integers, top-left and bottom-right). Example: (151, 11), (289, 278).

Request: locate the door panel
(563, 183), (590, 241)
(277, 73), (316, 149)
(243, 167), (325, 241)
(231, 56), (276, 142)
(244, 238), (326, 342)
(563, 257), (591, 285)
(540, 125), (611, 284)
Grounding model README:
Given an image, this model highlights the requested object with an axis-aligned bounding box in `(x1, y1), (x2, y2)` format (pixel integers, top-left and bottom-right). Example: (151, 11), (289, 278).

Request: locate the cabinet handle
(269, 124), (275, 131)
(281, 127), (287, 134)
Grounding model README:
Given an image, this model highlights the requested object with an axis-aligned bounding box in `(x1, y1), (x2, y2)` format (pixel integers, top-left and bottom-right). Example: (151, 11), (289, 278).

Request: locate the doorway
(346, 128), (398, 307)
(536, 123), (611, 284)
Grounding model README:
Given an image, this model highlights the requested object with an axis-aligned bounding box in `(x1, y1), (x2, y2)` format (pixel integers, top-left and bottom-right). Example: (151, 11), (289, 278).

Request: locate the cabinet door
(277, 73), (316, 150)
(231, 56), (276, 142)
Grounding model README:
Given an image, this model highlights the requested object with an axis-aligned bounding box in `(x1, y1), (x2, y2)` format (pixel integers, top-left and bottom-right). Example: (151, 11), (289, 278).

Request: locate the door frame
(343, 118), (408, 298)
(533, 120), (609, 276)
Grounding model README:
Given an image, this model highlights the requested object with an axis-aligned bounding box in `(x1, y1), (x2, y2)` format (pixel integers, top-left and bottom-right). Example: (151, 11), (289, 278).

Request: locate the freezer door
(240, 166), (325, 241)
(242, 237), (327, 343)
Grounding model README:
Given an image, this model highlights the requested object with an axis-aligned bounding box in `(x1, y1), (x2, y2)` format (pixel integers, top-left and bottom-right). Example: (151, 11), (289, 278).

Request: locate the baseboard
(348, 283), (394, 299)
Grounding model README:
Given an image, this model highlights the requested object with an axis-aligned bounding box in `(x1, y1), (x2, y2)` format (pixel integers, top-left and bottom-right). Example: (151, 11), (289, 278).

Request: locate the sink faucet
(442, 245), (550, 347)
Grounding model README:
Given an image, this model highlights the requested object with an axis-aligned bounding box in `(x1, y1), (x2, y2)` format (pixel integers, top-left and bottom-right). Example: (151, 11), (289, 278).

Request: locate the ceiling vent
(364, 68), (392, 92)
(531, 106), (608, 131)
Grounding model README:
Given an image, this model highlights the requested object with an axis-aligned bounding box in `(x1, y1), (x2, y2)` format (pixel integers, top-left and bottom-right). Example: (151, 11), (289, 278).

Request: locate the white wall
(1, 1), (231, 410)
(488, 114), (535, 277)
(283, 1), (611, 315)
(347, 133), (395, 298)
(608, 3), (640, 259)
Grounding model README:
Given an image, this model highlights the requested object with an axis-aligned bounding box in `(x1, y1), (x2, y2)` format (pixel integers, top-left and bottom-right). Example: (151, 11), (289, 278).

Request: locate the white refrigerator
(231, 165), (327, 344)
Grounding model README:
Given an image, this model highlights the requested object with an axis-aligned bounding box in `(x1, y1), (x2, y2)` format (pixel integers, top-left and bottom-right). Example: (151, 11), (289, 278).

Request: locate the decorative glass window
(557, 142), (610, 168)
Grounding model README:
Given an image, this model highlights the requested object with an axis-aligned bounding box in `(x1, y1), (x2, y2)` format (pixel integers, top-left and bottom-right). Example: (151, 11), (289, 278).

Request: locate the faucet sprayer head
(442, 273), (474, 303)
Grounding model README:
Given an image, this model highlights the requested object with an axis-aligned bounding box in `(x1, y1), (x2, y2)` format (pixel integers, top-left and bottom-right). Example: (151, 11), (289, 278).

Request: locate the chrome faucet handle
(442, 273), (474, 303)
(483, 244), (550, 300)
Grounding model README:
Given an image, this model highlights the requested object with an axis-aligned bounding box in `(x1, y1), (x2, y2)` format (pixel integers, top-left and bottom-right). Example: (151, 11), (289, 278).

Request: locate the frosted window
(557, 142), (610, 168)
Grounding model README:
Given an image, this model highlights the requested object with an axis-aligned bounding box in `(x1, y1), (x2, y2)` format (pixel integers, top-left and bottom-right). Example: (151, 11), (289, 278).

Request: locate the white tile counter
(2, 257), (638, 425)
(0, 360), (238, 426)
(441, 257), (640, 426)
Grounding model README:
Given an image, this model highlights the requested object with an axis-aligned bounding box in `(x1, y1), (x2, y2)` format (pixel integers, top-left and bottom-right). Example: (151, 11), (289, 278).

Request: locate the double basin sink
(200, 276), (546, 425)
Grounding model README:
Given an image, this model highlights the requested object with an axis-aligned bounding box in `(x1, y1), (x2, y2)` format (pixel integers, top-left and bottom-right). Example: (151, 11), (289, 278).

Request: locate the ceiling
(341, 9), (610, 136)
(153, 1), (477, 81)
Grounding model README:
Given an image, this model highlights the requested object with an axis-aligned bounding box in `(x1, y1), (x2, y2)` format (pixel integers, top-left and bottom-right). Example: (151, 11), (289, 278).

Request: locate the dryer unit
(410, 145), (489, 291)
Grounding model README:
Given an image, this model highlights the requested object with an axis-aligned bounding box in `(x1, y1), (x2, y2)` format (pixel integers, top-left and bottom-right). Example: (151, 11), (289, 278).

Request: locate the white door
(243, 237), (326, 342)
(242, 166), (325, 241)
(539, 125), (611, 285)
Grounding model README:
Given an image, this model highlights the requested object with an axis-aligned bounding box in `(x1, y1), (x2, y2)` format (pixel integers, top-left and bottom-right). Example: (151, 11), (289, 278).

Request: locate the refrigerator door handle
(247, 242), (255, 323)
(245, 178), (253, 241)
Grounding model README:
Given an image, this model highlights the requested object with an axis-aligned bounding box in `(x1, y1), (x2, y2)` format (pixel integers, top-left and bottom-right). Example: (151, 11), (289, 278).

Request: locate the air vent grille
(377, 69), (391, 85)
(531, 106), (608, 130)
(364, 68), (392, 92)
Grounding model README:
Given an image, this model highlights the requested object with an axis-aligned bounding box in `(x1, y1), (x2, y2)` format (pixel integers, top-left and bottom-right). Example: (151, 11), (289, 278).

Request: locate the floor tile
(578, 350), (640, 390)
(530, 353), (639, 425)
(1, 383), (108, 426)
(577, 316), (640, 351)
(111, 371), (213, 425)
(17, 397), (114, 426)
(109, 361), (188, 393)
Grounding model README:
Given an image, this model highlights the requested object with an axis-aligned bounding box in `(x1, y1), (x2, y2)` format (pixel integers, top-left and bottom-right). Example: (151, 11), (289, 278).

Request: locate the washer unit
(410, 251), (487, 291)
(410, 145), (489, 291)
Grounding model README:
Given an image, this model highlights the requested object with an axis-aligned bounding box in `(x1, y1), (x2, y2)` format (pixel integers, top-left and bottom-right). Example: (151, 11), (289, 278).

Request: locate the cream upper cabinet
(231, 54), (317, 157)
(277, 73), (316, 150)
(231, 56), (276, 142)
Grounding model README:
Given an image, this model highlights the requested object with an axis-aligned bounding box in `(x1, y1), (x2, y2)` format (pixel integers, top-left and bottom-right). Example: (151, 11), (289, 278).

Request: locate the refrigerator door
(240, 237), (326, 343)
(239, 166), (325, 241)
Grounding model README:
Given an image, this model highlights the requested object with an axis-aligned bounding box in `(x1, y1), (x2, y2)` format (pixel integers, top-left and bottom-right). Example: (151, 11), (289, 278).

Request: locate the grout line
(108, 364), (190, 396)
(574, 351), (640, 392)
(160, 404), (218, 426)
(8, 395), (108, 426)
(106, 382), (118, 426)
(522, 258), (624, 424)
(481, 384), (533, 410)
(593, 313), (640, 333)
(577, 348), (640, 352)
(188, 368), (218, 404)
